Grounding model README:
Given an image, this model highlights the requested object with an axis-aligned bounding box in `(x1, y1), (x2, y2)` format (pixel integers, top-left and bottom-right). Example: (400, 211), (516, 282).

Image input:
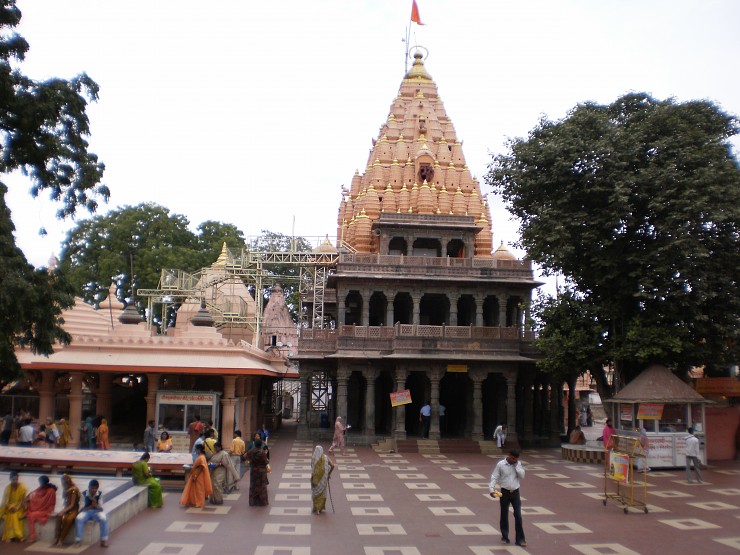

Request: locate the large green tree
(0, 1), (108, 379)
(59, 203), (247, 307)
(487, 93), (740, 386)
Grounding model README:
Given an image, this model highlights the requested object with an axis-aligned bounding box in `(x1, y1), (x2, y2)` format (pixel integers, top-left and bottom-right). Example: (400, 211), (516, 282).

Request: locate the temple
(295, 52), (555, 448)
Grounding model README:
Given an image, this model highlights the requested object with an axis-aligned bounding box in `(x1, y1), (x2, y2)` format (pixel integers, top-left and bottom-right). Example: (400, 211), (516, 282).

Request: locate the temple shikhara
(8, 51), (564, 451)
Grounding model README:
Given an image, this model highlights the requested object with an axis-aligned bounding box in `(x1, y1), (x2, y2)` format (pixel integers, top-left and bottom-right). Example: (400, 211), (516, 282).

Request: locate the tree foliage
(0, 1), (108, 379)
(59, 203), (247, 307)
(487, 93), (740, 386)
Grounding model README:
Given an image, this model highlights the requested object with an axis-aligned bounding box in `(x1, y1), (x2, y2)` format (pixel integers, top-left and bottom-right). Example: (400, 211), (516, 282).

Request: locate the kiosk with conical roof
(296, 51), (549, 449)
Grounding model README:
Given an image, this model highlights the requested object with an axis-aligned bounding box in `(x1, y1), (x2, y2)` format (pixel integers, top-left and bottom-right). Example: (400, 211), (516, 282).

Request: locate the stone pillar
(220, 375), (237, 447)
(429, 368), (444, 440)
(38, 370), (56, 422)
(297, 372), (311, 438)
(68, 372), (84, 448)
(385, 293), (394, 326)
(505, 372), (518, 446)
(523, 378), (534, 442)
(411, 293), (421, 326)
(338, 295), (346, 327)
(550, 381), (563, 444)
(393, 366), (409, 441)
(363, 368), (379, 438)
(92, 373), (112, 424)
(336, 366), (350, 422)
(449, 295), (458, 326)
(361, 290), (370, 326)
(470, 370), (486, 440)
(475, 294), (484, 327)
(234, 377), (246, 434)
(145, 373), (160, 424)
(498, 294), (508, 327)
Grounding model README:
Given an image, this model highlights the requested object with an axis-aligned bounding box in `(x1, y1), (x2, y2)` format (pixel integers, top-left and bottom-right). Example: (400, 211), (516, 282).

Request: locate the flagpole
(404, 25), (410, 74)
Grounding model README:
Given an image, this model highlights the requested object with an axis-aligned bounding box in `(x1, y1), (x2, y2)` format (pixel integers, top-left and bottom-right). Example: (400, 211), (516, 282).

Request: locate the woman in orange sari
(52, 475), (80, 546)
(57, 419), (72, 448)
(180, 443), (212, 508)
(96, 419), (110, 450)
(26, 475), (57, 542)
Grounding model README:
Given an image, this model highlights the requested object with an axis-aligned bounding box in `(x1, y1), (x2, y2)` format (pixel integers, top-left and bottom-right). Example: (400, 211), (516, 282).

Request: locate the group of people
(1, 413), (74, 449)
(1, 472), (110, 547)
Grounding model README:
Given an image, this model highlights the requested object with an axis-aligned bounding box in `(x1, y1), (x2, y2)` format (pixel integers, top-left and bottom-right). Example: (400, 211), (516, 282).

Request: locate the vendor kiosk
(155, 391), (221, 452)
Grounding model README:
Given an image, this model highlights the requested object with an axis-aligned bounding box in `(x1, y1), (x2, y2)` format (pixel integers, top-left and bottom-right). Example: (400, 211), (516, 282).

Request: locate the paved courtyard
(4, 422), (740, 555)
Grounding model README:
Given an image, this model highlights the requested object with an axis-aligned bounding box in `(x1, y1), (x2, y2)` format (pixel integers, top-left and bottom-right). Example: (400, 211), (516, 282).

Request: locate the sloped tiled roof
(610, 364), (707, 403)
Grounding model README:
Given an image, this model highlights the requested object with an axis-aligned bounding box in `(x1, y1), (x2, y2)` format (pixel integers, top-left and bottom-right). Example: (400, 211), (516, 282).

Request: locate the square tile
(340, 473), (370, 479)
(422, 454), (448, 459)
(364, 548), (421, 555)
(262, 523), (312, 535)
(430, 459), (455, 464)
(428, 506), (474, 516)
(378, 453), (403, 458)
(534, 473), (569, 479)
(347, 493), (384, 501)
(281, 473), (310, 479)
(446, 523), (497, 535)
(714, 537), (740, 550)
(533, 521), (592, 534)
(710, 488), (740, 496)
(571, 543), (640, 555)
(658, 518), (720, 530)
(137, 545), (203, 555)
(356, 524), (407, 535)
(558, 482), (596, 489)
(441, 466), (470, 471)
(519, 506), (554, 516)
(466, 482), (490, 489)
(716, 469), (740, 475)
(278, 482), (310, 490)
(254, 548), (310, 555)
(351, 506), (394, 516)
(468, 547), (529, 554)
(344, 483), (376, 490)
(388, 466), (417, 471)
(521, 465), (547, 471)
(341, 465), (366, 470)
(26, 543), (88, 554)
(270, 506), (312, 516)
(566, 465), (596, 471)
(274, 493), (311, 502)
(284, 465), (308, 471)
(396, 473), (427, 479)
(405, 482), (440, 490)
(651, 490), (693, 498)
(186, 505), (231, 515)
(452, 473), (484, 479)
(687, 500), (739, 510)
(166, 521), (219, 533)
(416, 493), (455, 501)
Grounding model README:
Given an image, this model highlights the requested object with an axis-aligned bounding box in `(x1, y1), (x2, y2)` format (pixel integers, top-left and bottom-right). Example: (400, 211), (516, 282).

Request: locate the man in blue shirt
(419, 403), (431, 438)
(75, 479), (110, 547)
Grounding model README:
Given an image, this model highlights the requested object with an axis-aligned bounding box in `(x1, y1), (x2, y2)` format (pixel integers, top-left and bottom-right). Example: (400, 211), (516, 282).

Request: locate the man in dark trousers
(489, 449), (527, 548)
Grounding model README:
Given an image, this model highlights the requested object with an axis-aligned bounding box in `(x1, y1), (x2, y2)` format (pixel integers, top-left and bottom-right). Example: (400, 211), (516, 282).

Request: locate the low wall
(561, 442), (605, 464)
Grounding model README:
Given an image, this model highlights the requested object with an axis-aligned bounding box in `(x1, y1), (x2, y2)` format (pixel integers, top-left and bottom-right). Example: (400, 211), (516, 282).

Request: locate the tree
(0, 1), (108, 379)
(487, 93), (740, 386)
(59, 204), (247, 308)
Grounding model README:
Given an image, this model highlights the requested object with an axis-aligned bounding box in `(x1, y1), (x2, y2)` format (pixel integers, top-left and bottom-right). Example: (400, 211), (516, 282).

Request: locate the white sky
(6, 0), (740, 295)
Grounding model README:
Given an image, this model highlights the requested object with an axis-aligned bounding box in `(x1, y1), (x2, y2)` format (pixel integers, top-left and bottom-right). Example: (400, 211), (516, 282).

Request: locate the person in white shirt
(419, 403), (431, 438)
(489, 449), (527, 547)
(684, 427), (703, 483)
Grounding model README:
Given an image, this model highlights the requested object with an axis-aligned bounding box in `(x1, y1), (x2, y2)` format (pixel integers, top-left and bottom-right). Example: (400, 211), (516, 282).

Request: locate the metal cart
(602, 435), (649, 514)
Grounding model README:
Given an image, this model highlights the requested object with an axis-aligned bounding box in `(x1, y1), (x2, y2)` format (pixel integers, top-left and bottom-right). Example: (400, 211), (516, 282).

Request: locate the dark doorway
(405, 372), (428, 437)
(439, 372), (470, 437)
(376, 371), (394, 435)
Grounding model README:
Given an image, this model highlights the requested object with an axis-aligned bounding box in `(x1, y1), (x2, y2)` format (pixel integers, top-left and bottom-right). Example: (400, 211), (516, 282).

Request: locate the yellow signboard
(447, 365), (468, 373)
(390, 389), (412, 407)
(636, 403), (664, 420)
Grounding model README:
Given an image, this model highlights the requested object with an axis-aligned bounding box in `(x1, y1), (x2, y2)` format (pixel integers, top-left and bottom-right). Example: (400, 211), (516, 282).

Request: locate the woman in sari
(246, 438), (269, 506)
(209, 442), (240, 504)
(156, 431), (172, 452)
(57, 418), (72, 448)
(26, 475), (57, 542)
(1, 470), (28, 541)
(180, 443), (212, 508)
(53, 474), (80, 546)
(328, 416), (349, 456)
(310, 445), (334, 515)
(132, 453), (163, 508)
(96, 418), (110, 450)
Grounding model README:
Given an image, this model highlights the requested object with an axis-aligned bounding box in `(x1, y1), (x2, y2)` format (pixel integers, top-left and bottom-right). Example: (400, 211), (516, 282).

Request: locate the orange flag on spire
(411, 0), (424, 25)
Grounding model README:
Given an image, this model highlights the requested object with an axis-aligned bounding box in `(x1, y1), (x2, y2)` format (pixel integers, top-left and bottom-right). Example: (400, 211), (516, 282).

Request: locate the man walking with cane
(489, 449), (527, 548)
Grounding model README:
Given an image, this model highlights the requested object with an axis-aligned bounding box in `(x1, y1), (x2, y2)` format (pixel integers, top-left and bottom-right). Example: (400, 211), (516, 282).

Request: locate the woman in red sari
(247, 438), (269, 506)
(180, 444), (212, 508)
(26, 475), (57, 542)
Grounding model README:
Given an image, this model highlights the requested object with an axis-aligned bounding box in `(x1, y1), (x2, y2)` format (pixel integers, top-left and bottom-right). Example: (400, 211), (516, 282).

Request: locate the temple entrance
(439, 372), (470, 437)
(376, 371), (394, 435)
(404, 372), (428, 437)
(347, 371), (364, 431)
(482, 374), (506, 439)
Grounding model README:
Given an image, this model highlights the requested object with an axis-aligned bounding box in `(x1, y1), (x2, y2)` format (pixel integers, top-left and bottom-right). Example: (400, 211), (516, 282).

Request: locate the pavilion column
(393, 366), (409, 441)
(338, 297), (346, 327)
(429, 367), (444, 440)
(470, 370), (486, 441)
(145, 373), (160, 424)
(297, 372), (311, 438)
(475, 293), (484, 327)
(449, 294), (459, 326)
(550, 381), (563, 443)
(246, 378), (259, 437)
(68, 372), (85, 448)
(411, 293), (421, 326)
(38, 370), (57, 422)
(336, 366), (350, 422)
(361, 289), (370, 326)
(505, 372), (518, 446)
(97, 373), (114, 424)
(362, 368), (379, 438)
(498, 294), (508, 327)
(235, 377), (247, 434)
(385, 293), (394, 326)
(220, 375), (237, 447)
(523, 377), (534, 442)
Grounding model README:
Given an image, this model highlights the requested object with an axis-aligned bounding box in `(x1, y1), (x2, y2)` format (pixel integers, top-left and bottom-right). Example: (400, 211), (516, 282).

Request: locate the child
(74, 479), (109, 547)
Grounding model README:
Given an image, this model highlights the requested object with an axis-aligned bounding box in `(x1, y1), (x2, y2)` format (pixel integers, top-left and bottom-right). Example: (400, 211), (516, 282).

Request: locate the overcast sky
(6, 0), (740, 294)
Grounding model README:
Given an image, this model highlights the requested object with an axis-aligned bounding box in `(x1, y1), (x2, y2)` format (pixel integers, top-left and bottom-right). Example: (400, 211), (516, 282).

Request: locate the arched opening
(405, 372), (428, 437)
(483, 296), (499, 326)
(482, 374), (506, 439)
(439, 372), (470, 437)
(376, 371), (394, 435)
(506, 296), (522, 327)
(446, 239), (465, 258)
(393, 292), (413, 324)
(412, 238), (441, 257)
(388, 237), (407, 256)
(347, 371), (364, 431)
(420, 294), (449, 325)
(369, 292), (387, 326)
(457, 295), (476, 326)
(345, 291), (363, 326)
